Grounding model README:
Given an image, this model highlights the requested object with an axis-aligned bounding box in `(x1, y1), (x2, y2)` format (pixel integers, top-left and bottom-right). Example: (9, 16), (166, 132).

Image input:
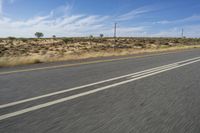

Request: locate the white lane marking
(0, 64), (177, 109)
(0, 58), (200, 121)
(0, 56), (200, 109)
(125, 63), (178, 79)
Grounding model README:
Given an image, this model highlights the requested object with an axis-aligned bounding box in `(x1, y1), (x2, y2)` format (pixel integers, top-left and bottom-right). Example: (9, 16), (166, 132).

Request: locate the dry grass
(1, 44), (200, 67)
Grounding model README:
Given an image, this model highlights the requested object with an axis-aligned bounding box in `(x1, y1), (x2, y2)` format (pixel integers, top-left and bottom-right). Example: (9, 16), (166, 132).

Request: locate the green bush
(35, 32), (44, 38)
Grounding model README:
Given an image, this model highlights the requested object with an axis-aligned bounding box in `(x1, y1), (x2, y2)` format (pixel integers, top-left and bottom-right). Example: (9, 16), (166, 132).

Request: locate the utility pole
(114, 22), (117, 38)
(181, 28), (184, 38)
(114, 22), (117, 45)
(113, 22), (117, 51)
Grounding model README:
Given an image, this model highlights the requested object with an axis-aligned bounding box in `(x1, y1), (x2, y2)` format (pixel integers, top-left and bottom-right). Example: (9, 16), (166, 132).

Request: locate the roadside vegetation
(0, 35), (200, 67)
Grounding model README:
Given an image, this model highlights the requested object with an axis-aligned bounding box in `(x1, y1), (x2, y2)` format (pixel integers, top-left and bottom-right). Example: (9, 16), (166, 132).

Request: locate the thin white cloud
(11, 15), (52, 27)
(117, 26), (148, 37)
(0, 1), (117, 38)
(151, 28), (181, 37)
(155, 15), (200, 24)
(181, 24), (200, 38)
(0, 12), (149, 37)
(1, 2), (199, 38)
(117, 6), (157, 21)
(149, 24), (200, 38)
(0, 12), (112, 37)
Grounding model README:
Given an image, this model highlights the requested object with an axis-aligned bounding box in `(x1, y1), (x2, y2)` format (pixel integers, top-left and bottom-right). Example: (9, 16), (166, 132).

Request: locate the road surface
(0, 49), (200, 133)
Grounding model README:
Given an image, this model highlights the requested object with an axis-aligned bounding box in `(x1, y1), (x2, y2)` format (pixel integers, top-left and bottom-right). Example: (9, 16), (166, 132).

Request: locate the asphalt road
(0, 49), (200, 133)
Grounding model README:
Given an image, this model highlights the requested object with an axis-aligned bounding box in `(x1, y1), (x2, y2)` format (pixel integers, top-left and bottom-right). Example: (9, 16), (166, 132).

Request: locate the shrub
(135, 43), (145, 48)
(35, 32), (44, 38)
(173, 39), (180, 43)
(100, 34), (104, 38)
(62, 38), (73, 44)
(20, 38), (29, 42)
(149, 40), (155, 44)
(8, 37), (16, 40)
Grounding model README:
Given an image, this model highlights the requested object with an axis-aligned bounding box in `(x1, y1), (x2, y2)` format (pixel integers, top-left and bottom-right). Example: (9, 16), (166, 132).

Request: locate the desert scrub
(1, 37), (200, 67)
(134, 42), (145, 48)
(8, 37), (16, 40)
(62, 38), (73, 44)
(20, 38), (29, 42)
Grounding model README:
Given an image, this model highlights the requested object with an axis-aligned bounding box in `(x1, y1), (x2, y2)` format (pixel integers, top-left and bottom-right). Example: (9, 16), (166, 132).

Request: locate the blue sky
(0, 0), (200, 37)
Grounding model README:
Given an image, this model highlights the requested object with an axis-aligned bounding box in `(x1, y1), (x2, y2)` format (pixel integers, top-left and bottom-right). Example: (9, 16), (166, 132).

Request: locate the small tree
(52, 35), (56, 38)
(100, 34), (104, 43)
(100, 34), (104, 38)
(35, 32), (44, 38)
(89, 35), (93, 38)
(89, 35), (93, 45)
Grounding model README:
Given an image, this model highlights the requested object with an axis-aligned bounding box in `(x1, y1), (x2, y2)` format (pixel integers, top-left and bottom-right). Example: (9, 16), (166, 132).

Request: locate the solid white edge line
(0, 58), (200, 121)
